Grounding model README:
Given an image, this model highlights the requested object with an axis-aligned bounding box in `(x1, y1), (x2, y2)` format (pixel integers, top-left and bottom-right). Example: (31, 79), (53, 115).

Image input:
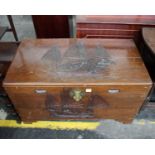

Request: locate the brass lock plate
(69, 89), (85, 102)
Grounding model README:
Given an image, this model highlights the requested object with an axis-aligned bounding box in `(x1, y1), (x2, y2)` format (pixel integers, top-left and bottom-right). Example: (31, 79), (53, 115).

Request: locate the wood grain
(3, 39), (152, 85)
(32, 15), (70, 38)
(3, 39), (152, 123)
(0, 42), (19, 93)
(76, 15), (155, 39)
(76, 15), (155, 25)
(142, 28), (155, 55)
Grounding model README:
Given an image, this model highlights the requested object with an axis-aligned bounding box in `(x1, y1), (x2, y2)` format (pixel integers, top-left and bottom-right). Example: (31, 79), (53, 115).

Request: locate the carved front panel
(5, 85), (151, 123)
(46, 88), (109, 118)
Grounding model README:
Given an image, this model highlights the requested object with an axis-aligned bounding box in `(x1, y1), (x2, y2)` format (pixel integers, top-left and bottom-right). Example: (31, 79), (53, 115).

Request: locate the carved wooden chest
(3, 39), (152, 123)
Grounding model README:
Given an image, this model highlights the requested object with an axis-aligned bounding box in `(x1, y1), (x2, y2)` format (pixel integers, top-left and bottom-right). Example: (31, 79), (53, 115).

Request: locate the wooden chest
(3, 39), (152, 123)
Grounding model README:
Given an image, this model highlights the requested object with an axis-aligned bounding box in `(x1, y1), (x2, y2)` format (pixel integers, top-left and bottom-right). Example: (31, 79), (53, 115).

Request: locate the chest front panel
(5, 85), (151, 123)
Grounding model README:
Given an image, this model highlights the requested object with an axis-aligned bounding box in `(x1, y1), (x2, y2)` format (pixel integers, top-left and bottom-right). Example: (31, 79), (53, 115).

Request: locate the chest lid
(4, 39), (152, 86)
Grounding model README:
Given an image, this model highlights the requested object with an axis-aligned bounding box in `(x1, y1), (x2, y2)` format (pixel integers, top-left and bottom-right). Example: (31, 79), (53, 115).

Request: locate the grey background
(0, 15), (36, 41)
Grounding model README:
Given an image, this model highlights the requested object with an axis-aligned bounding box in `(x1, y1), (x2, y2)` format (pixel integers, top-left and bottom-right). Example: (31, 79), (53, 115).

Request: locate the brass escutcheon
(69, 89), (85, 102)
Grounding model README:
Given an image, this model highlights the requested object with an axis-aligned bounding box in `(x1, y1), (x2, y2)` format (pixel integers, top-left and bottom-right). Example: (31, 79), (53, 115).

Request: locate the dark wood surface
(135, 27), (155, 106)
(32, 15), (70, 38)
(0, 42), (19, 93)
(0, 26), (8, 39)
(0, 42), (19, 62)
(137, 27), (155, 81)
(76, 15), (155, 39)
(142, 28), (155, 55)
(76, 16), (155, 25)
(3, 39), (152, 123)
(140, 28), (155, 103)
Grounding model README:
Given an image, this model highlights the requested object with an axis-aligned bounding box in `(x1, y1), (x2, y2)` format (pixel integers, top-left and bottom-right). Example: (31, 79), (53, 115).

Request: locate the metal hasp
(69, 89), (85, 102)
